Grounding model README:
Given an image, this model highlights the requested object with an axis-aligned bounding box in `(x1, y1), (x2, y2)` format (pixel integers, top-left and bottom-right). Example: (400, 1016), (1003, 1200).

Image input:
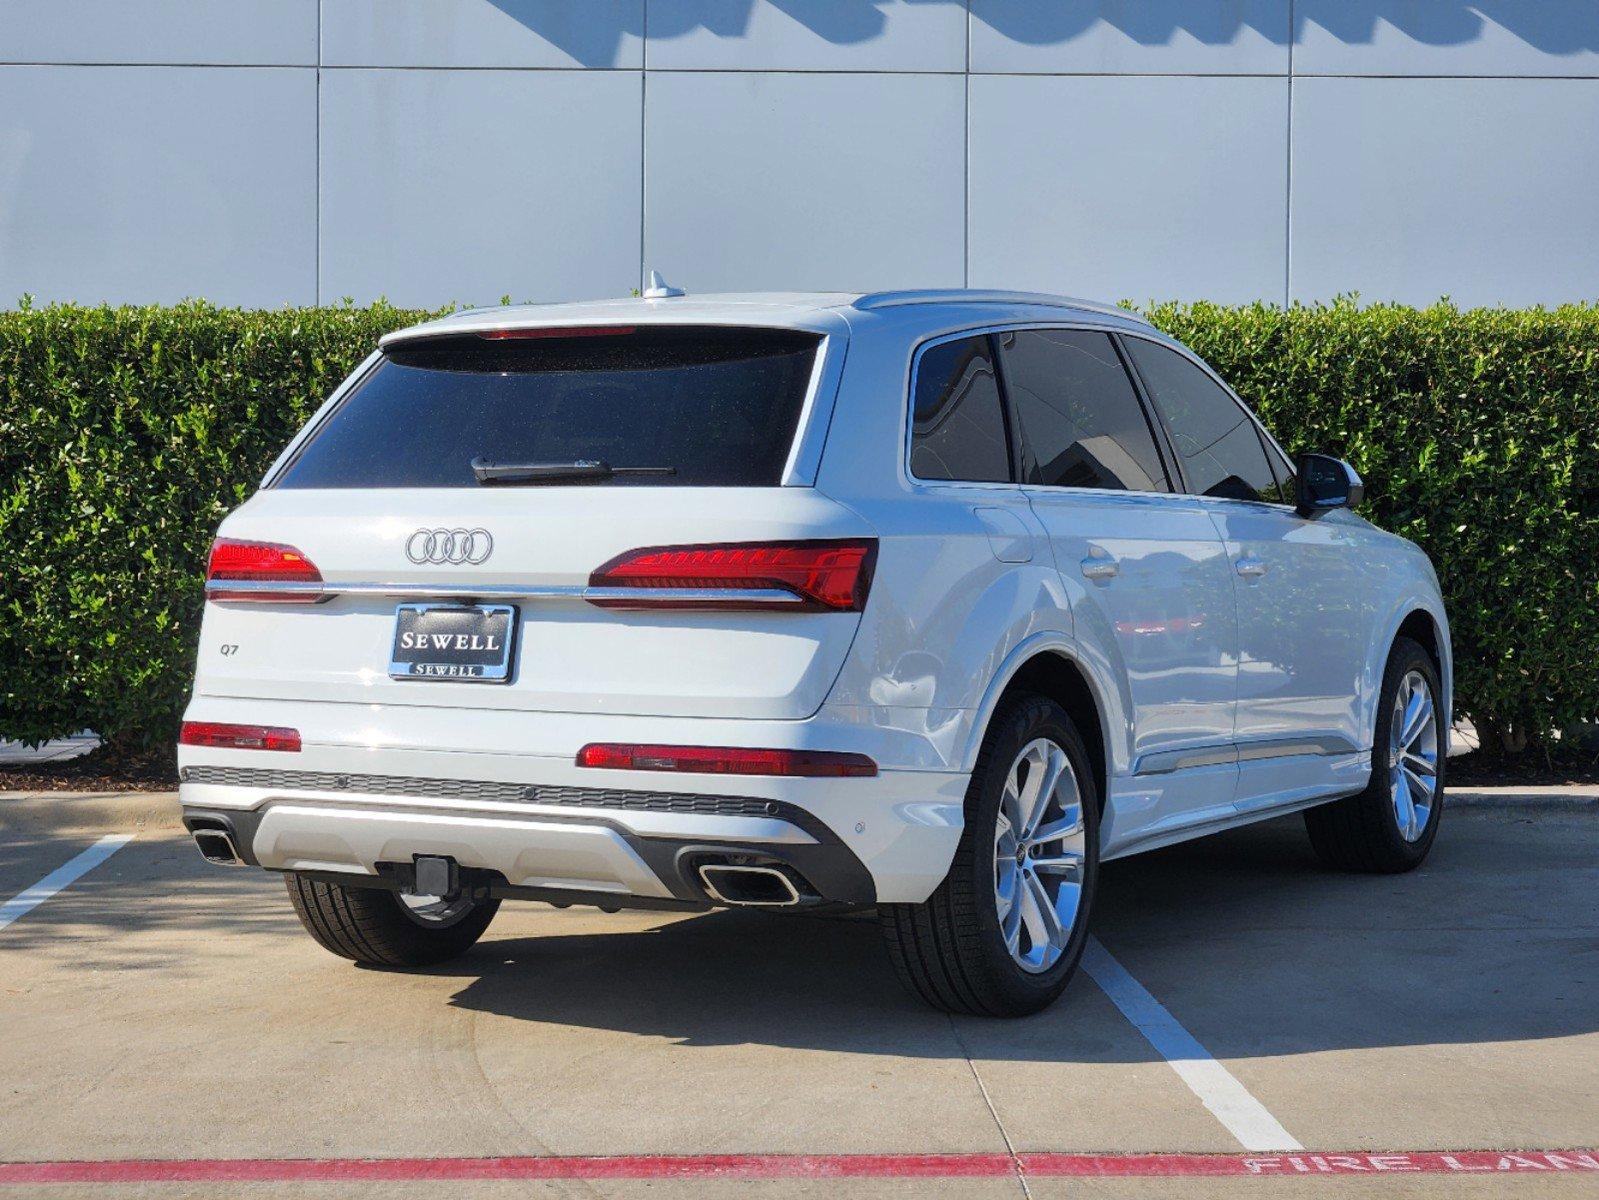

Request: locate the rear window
(275, 325), (821, 489)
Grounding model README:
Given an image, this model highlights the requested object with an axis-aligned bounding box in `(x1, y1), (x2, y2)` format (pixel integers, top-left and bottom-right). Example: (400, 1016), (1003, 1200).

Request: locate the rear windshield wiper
(471, 458), (677, 486)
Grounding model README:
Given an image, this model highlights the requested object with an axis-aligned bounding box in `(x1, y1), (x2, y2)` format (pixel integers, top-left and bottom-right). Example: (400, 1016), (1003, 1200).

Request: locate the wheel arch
(1369, 600), (1454, 750)
(1396, 608), (1445, 680)
(962, 634), (1119, 814)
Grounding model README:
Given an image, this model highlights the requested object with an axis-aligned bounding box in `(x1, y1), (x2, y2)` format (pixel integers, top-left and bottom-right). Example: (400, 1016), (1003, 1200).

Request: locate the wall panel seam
(633, 0), (639, 291)
(1285, 0), (1294, 306)
(316, 0), (323, 304)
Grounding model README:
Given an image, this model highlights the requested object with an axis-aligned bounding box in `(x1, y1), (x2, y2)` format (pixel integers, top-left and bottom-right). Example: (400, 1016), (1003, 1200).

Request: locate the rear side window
(1122, 338), (1279, 504)
(910, 335), (1012, 483)
(997, 329), (1169, 493)
(275, 326), (821, 489)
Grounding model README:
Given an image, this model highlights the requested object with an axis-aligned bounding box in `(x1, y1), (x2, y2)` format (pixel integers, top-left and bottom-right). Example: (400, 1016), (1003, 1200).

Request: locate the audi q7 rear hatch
(275, 325), (819, 489)
(195, 323), (873, 721)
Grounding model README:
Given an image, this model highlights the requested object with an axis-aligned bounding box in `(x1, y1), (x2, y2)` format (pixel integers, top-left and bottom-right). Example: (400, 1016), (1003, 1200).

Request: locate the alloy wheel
(994, 737), (1088, 972)
(1389, 670), (1440, 842)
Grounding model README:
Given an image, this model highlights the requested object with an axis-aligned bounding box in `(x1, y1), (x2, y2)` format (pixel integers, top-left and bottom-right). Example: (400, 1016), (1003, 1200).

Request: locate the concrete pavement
(0, 790), (1595, 1197)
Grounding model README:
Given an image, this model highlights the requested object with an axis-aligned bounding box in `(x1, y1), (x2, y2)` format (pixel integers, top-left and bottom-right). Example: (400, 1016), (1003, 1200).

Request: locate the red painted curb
(1, 1150), (1595, 1185)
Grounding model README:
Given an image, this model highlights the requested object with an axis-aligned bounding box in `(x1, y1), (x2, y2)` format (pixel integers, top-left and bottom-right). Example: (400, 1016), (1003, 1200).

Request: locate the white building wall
(1, 1), (1596, 308)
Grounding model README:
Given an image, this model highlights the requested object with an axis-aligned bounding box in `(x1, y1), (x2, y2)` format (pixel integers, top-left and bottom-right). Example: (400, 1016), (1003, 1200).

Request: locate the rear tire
(1304, 636), (1445, 873)
(880, 694), (1099, 1017)
(285, 874), (499, 967)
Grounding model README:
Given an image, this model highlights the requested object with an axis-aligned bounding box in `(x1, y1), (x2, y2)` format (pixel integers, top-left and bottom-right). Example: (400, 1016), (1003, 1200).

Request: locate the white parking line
(1082, 936), (1302, 1152)
(0, 834), (135, 932)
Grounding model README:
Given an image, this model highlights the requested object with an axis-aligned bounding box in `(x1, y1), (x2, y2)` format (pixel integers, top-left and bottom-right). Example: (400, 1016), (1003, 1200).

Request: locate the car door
(893, 331), (1053, 706)
(999, 327), (1240, 847)
(1120, 335), (1371, 815)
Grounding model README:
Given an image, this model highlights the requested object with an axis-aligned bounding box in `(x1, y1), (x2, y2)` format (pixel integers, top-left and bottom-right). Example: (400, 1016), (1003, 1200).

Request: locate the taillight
(577, 743), (877, 778)
(588, 539), (876, 612)
(205, 538), (323, 603)
(179, 722), (301, 752)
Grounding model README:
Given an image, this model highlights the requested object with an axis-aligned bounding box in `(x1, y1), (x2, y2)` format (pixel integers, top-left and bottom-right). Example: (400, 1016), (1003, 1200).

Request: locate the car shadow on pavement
(432, 809), (1599, 1064)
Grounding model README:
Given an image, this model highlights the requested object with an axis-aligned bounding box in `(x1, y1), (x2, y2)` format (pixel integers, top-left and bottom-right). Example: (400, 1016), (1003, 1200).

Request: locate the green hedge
(2, 299), (1596, 754)
(1146, 300), (1599, 752)
(0, 301), (438, 753)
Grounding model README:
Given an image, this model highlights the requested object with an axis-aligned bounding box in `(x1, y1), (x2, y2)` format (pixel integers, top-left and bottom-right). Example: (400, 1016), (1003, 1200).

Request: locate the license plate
(389, 604), (517, 683)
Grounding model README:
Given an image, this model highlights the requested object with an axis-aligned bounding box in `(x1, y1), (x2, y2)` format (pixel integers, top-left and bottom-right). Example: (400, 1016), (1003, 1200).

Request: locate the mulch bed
(1447, 750), (1598, 789)
(0, 746), (178, 793)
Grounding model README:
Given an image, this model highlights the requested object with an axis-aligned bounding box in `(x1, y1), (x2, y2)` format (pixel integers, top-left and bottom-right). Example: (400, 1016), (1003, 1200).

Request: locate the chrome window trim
(1115, 328), (1301, 512)
(901, 319), (1184, 501)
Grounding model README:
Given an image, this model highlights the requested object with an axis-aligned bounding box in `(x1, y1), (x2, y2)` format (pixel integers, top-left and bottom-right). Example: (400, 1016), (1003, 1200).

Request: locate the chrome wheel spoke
(1017, 871), (1050, 952)
(1023, 870), (1064, 951)
(1392, 771), (1417, 840)
(1403, 763), (1434, 800)
(995, 821), (1018, 864)
(1031, 851), (1083, 880)
(1028, 748), (1070, 839)
(1404, 750), (1437, 777)
(1001, 888), (1023, 954)
(1400, 691), (1433, 750)
(1013, 745), (1053, 839)
(1000, 778), (1024, 837)
(995, 858), (1018, 914)
(1388, 670), (1438, 843)
(1030, 806), (1083, 848)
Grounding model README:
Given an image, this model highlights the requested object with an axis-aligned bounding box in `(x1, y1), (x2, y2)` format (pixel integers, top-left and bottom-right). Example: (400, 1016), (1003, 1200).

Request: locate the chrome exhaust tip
(191, 828), (242, 867)
(697, 863), (803, 907)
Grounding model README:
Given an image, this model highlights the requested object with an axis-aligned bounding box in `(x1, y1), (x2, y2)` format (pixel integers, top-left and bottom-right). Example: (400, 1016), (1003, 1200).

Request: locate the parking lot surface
(0, 791), (1595, 1197)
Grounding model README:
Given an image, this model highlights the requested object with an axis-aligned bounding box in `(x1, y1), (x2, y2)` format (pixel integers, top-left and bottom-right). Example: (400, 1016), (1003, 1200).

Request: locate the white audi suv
(179, 288), (1450, 1016)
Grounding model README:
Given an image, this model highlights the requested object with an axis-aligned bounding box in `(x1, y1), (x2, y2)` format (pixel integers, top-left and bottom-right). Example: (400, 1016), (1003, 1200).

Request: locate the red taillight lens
(179, 722), (301, 752)
(577, 743), (877, 778)
(206, 538), (323, 602)
(478, 325), (636, 340)
(589, 539), (876, 612)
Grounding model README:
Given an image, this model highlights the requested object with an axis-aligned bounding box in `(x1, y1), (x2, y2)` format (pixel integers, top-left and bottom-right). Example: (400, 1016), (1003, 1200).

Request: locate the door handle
(1080, 553), (1119, 581)
(1235, 556), (1268, 579)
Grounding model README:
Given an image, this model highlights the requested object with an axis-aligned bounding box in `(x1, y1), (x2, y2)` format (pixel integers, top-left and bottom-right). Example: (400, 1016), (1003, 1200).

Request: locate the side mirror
(1296, 454), (1364, 516)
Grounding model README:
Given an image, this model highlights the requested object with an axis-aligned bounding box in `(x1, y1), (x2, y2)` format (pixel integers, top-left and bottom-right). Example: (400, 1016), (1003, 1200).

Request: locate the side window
(1257, 429), (1298, 506)
(997, 328), (1169, 493)
(910, 335), (1012, 483)
(1123, 339), (1279, 503)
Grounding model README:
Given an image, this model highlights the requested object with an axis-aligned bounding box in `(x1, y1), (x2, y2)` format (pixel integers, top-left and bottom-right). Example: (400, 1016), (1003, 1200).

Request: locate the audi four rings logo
(405, 528), (494, 565)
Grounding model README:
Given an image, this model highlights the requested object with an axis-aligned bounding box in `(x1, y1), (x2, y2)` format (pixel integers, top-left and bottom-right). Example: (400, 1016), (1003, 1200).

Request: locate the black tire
(1304, 636), (1445, 873)
(285, 874), (499, 967)
(880, 694), (1100, 1017)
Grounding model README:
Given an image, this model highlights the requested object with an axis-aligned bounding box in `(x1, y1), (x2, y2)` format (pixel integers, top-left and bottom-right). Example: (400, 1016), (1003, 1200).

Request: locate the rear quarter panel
(812, 307), (1076, 772)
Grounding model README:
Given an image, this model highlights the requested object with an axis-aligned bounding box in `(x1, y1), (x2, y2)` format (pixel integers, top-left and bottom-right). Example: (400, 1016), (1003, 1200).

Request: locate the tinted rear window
(275, 326), (821, 489)
(998, 329), (1169, 493)
(910, 335), (1013, 483)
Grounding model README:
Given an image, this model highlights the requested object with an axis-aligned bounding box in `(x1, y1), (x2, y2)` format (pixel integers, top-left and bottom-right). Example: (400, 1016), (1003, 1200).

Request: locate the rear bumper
(177, 728), (968, 905)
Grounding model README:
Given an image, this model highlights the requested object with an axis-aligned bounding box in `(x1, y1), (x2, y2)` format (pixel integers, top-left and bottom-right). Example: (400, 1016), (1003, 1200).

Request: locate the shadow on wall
(485, 0), (1599, 67)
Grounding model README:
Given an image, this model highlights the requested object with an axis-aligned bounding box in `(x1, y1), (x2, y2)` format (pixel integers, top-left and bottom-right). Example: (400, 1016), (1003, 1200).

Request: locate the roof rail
(852, 288), (1150, 324)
